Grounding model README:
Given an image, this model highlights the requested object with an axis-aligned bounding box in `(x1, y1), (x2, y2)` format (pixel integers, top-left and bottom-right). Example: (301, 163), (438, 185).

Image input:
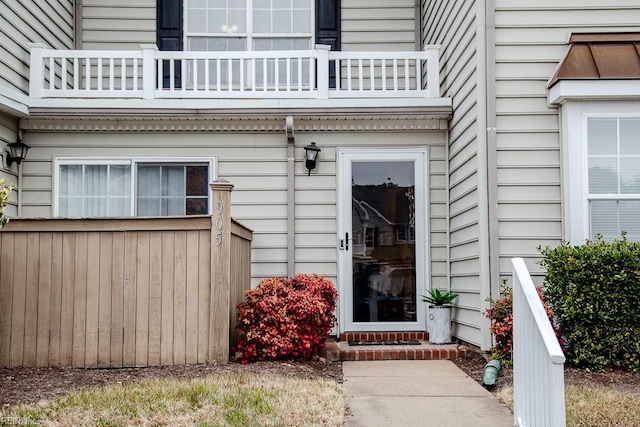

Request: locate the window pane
(590, 200), (619, 241)
(273, 10), (292, 33)
(620, 201), (640, 240)
(110, 165), (131, 197)
(163, 198), (185, 216)
(588, 157), (618, 194)
(138, 198), (160, 216)
(253, 10), (271, 33)
(85, 165), (108, 196)
(188, 10), (207, 33)
(138, 166), (161, 197)
(163, 166), (185, 197)
(620, 118), (640, 155)
(186, 198), (208, 215)
(59, 165), (82, 196)
(588, 118), (617, 155)
(292, 10), (311, 32)
(620, 157), (640, 194)
(186, 166), (208, 196)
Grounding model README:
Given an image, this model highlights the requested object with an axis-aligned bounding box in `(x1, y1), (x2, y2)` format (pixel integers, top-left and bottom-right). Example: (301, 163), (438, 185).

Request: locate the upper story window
(185, 0), (313, 52)
(587, 118), (640, 240)
(55, 158), (214, 218)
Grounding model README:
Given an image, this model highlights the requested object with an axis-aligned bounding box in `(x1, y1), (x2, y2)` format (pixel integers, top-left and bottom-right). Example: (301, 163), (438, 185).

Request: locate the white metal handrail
(512, 257), (566, 427)
(29, 43), (441, 101)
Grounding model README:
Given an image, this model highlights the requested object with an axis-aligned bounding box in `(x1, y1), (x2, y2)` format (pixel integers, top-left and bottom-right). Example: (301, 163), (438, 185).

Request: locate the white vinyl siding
(81, 0), (156, 50)
(20, 128), (446, 294)
(0, 113), (18, 216)
(494, 1), (640, 280)
(423, 0), (482, 347)
(0, 0), (73, 94)
(342, 0), (417, 51)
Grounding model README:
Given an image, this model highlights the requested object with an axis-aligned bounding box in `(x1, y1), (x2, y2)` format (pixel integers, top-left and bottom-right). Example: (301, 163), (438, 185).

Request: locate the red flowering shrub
(234, 274), (338, 364)
(484, 282), (563, 366)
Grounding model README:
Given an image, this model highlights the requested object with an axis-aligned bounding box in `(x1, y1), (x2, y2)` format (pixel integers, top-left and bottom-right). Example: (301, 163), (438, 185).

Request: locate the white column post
(140, 44), (158, 100)
(425, 45), (441, 98)
(28, 43), (47, 99)
(316, 44), (331, 99)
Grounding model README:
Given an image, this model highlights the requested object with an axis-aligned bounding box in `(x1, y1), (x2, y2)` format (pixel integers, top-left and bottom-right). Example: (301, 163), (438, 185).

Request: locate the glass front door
(338, 149), (428, 332)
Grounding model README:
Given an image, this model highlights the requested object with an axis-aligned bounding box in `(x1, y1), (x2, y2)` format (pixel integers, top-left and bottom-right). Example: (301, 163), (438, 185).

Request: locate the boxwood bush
(540, 235), (640, 372)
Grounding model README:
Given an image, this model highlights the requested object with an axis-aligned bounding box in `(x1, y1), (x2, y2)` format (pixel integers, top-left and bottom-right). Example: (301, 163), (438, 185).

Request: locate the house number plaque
(215, 200), (223, 246)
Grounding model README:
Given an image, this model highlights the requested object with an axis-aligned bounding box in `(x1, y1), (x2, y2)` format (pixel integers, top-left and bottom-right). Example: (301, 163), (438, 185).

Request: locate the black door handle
(345, 232), (349, 251)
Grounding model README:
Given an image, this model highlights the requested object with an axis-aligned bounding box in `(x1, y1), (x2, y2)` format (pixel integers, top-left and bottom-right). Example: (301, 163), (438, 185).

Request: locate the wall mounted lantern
(6, 138), (30, 167)
(304, 142), (321, 176)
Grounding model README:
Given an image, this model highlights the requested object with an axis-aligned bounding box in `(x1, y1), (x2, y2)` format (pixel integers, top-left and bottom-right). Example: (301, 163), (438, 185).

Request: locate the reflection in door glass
(351, 162), (417, 323)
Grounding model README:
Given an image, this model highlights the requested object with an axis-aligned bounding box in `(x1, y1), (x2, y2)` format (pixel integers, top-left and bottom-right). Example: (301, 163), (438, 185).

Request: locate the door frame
(337, 148), (430, 332)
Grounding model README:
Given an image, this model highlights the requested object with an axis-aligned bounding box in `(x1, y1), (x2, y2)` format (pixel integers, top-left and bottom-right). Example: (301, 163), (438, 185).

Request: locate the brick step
(339, 331), (428, 342)
(322, 339), (467, 362)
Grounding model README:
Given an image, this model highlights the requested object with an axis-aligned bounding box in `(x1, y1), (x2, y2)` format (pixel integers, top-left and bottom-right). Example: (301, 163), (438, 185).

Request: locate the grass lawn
(497, 385), (640, 427)
(0, 372), (345, 426)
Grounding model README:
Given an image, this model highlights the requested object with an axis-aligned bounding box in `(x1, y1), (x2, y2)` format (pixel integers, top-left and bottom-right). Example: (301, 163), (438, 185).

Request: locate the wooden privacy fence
(0, 181), (252, 368)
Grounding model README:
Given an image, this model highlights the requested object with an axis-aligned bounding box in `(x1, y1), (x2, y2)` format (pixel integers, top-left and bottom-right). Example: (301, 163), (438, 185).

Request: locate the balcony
(27, 44), (450, 113)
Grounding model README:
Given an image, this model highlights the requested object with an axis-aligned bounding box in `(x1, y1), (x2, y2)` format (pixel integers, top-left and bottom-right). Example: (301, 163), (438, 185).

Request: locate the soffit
(548, 33), (640, 88)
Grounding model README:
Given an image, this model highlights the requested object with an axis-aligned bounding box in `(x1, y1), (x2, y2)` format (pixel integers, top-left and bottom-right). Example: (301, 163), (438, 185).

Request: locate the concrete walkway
(343, 360), (513, 427)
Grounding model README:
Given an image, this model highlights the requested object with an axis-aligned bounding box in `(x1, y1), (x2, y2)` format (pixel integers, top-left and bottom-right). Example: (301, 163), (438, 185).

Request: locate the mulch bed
(451, 349), (640, 395)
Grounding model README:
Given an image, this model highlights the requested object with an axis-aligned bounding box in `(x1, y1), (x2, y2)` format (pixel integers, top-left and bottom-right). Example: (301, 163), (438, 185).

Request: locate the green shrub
(234, 274), (338, 364)
(540, 235), (640, 372)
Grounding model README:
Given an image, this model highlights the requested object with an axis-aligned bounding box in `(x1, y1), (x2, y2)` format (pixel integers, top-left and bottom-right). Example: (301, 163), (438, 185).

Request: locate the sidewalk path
(343, 360), (512, 427)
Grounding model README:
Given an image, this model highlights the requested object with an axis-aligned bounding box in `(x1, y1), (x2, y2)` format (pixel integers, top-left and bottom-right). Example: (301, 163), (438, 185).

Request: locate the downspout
(485, 0), (499, 307)
(74, 0), (83, 49)
(476, 0), (493, 351)
(286, 115), (295, 277)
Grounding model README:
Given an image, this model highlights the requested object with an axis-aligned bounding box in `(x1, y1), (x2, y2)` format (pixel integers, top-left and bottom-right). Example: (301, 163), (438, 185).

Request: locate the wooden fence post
(209, 179), (234, 364)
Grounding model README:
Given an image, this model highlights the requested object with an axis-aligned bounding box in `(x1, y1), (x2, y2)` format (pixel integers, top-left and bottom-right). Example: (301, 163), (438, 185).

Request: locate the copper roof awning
(548, 33), (640, 88)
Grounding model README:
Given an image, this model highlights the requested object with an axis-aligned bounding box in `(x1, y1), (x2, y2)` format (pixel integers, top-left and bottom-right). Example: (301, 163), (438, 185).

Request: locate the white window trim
(53, 157), (217, 217)
(559, 100), (640, 243)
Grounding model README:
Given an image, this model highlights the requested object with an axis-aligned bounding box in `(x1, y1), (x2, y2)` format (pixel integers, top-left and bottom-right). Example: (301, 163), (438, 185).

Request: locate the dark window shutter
(157, 0), (183, 88)
(315, 0), (341, 87)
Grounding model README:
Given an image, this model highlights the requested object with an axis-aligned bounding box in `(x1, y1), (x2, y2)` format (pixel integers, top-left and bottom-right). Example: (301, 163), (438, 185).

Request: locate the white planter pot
(428, 305), (452, 344)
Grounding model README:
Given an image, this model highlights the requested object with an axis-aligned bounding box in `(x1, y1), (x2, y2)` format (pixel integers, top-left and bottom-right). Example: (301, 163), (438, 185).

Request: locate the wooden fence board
(148, 231), (162, 366)
(97, 232), (113, 367)
(185, 230), (199, 364)
(59, 233), (76, 366)
(23, 234), (40, 366)
(123, 232), (137, 366)
(0, 234), (14, 367)
(72, 233), (88, 368)
(49, 233), (64, 366)
(173, 231), (187, 365)
(10, 233), (27, 367)
(110, 232), (125, 367)
(160, 232), (175, 366)
(85, 232), (101, 367)
(36, 233), (53, 367)
(197, 230), (210, 363)
(135, 231), (150, 367)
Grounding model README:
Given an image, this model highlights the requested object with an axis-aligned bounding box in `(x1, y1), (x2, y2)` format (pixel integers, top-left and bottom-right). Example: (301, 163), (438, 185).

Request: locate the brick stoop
(321, 332), (468, 362)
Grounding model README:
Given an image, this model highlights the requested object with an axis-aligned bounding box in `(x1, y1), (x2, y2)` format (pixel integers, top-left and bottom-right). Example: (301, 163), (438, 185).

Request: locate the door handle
(345, 232), (349, 251)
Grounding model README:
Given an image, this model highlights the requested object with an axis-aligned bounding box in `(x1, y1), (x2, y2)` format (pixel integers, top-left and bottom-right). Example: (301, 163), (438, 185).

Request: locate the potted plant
(421, 288), (458, 344)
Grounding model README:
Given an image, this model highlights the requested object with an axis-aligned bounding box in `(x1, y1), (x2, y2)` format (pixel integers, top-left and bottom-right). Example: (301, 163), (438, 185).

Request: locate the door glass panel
(351, 161), (417, 323)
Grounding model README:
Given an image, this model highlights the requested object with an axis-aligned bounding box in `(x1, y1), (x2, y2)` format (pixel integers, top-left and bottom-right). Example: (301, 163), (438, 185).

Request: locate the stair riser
(339, 331), (428, 342)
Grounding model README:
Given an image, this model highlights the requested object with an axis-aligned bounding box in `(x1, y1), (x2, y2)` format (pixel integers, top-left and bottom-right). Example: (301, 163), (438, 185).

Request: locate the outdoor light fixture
(304, 142), (321, 176)
(6, 137), (30, 167)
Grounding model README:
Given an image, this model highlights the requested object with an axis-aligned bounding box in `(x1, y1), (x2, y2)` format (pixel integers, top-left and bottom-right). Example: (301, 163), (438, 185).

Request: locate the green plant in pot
(421, 289), (458, 344)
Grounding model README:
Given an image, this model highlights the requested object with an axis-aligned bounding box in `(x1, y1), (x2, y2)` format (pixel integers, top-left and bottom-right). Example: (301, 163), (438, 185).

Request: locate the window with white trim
(587, 117), (640, 240)
(55, 159), (214, 217)
(185, 0), (313, 52)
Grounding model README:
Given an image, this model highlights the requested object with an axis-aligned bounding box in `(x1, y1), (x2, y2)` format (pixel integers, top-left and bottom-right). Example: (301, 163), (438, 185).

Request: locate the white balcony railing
(512, 257), (566, 427)
(28, 44), (441, 102)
